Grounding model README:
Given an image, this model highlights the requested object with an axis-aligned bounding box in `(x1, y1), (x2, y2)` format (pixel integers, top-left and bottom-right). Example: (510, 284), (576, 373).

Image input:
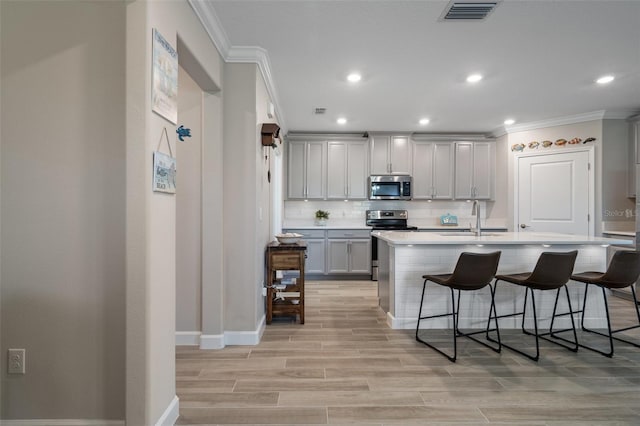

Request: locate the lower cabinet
(287, 229), (326, 274)
(283, 228), (371, 276)
(327, 230), (371, 274)
(305, 239), (326, 274)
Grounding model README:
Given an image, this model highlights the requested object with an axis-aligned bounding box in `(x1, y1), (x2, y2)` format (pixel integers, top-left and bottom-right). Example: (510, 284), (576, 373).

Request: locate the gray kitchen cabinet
(454, 141), (494, 200)
(327, 140), (369, 199)
(282, 229), (326, 274)
(370, 134), (411, 175)
(287, 140), (326, 199)
(327, 230), (371, 274)
(412, 141), (454, 199)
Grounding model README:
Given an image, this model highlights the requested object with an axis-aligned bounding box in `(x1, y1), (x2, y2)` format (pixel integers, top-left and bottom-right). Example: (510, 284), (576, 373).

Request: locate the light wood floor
(177, 280), (640, 425)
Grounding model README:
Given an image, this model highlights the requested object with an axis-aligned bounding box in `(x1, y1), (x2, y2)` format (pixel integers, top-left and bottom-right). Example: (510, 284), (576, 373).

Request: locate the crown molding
(504, 110), (606, 134)
(187, 1), (287, 134)
(188, 0), (231, 57)
(494, 109), (640, 136)
(411, 132), (494, 141)
(603, 109), (640, 119)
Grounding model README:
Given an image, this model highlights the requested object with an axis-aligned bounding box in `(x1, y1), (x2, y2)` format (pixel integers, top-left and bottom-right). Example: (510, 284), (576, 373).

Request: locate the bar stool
(492, 250), (578, 361)
(415, 251), (502, 362)
(570, 250), (640, 357)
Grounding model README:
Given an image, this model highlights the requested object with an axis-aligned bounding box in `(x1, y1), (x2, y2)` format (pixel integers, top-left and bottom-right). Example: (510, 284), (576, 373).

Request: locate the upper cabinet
(412, 141), (454, 199)
(287, 140), (326, 199)
(370, 134), (411, 175)
(327, 140), (369, 199)
(454, 141), (495, 200)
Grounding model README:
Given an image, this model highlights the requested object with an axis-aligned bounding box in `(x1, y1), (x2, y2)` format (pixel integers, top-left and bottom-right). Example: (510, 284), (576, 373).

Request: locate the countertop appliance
(367, 209), (418, 280)
(368, 175), (412, 200)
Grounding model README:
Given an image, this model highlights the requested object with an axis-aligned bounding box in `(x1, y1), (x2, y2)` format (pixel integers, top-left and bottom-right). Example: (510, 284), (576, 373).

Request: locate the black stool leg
(578, 284), (640, 357)
(415, 279), (458, 362)
(456, 285), (502, 354)
(577, 284), (614, 357)
(545, 286), (579, 352)
(489, 281), (540, 361)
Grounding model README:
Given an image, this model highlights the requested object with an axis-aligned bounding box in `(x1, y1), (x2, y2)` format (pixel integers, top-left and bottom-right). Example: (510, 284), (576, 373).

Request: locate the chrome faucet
(471, 200), (482, 236)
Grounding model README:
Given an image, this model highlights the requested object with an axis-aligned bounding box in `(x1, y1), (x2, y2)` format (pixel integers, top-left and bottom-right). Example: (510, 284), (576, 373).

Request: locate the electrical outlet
(8, 349), (25, 374)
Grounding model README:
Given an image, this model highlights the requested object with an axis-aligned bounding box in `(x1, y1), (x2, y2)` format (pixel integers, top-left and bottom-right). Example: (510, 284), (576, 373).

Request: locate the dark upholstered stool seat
(570, 250), (640, 357)
(492, 250), (579, 361)
(416, 251), (502, 362)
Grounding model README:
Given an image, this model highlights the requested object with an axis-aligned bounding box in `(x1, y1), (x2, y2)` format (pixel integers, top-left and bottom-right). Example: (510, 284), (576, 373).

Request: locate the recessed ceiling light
(596, 75), (615, 84)
(466, 74), (483, 83)
(504, 119), (515, 125)
(419, 118), (430, 125)
(337, 117), (347, 125)
(347, 73), (361, 83)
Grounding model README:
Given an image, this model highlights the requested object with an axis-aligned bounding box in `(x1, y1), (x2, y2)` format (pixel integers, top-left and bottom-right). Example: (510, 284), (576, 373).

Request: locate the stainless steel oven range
(366, 209), (417, 281)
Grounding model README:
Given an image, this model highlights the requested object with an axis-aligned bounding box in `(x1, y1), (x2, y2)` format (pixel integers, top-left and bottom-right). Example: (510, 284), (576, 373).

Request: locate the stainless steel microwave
(368, 175), (412, 200)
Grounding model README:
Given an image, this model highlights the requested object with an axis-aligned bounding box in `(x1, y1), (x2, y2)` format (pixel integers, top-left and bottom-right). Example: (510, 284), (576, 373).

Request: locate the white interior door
(516, 149), (593, 235)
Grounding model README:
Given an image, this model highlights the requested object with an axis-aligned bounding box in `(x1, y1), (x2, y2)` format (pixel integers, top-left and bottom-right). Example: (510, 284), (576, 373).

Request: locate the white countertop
(373, 231), (635, 246)
(602, 230), (635, 238)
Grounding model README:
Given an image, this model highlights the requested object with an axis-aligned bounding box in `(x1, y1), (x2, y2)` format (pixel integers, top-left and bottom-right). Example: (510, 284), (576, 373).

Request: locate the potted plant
(315, 209), (330, 226)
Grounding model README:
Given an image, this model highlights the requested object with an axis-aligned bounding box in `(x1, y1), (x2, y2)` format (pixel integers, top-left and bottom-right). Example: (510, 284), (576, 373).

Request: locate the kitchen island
(374, 231), (634, 330)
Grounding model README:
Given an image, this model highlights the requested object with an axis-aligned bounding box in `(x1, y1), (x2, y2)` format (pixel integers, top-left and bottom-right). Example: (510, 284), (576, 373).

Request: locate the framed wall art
(151, 28), (178, 124)
(153, 128), (176, 194)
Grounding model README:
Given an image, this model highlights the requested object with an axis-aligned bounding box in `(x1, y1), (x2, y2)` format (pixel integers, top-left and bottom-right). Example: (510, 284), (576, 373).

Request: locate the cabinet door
(390, 136), (411, 174)
(349, 239), (371, 273)
(327, 141), (347, 199)
(454, 142), (474, 199)
(472, 142), (493, 199)
(305, 239), (326, 274)
(347, 141), (368, 199)
(327, 240), (349, 273)
(306, 141), (326, 199)
(412, 142), (435, 199)
(370, 135), (390, 174)
(287, 141), (306, 199)
(433, 143), (454, 199)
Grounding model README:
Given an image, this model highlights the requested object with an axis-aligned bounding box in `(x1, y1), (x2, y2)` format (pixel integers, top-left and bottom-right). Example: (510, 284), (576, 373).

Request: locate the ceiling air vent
(442, 2), (498, 20)
(314, 107), (327, 115)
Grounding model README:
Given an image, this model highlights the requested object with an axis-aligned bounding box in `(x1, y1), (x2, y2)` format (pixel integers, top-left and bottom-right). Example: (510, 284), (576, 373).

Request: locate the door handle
(520, 224), (530, 229)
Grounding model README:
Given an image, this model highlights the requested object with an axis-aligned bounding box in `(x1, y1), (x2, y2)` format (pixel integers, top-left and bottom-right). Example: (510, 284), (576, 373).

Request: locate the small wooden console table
(265, 241), (306, 324)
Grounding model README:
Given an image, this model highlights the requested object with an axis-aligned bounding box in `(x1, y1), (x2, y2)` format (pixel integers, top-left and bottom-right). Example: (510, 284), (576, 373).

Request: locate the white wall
(1, 0), (125, 419)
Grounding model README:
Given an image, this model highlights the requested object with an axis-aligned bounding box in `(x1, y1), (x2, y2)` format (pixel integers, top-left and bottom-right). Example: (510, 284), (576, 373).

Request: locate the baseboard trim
(0, 420), (124, 426)
(224, 315), (265, 346)
(200, 333), (225, 349)
(155, 395), (179, 426)
(175, 331), (201, 346)
(178, 317), (267, 349)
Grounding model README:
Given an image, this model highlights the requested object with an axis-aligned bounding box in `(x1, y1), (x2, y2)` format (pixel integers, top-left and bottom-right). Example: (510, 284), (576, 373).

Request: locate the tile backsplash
(284, 200), (507, 228)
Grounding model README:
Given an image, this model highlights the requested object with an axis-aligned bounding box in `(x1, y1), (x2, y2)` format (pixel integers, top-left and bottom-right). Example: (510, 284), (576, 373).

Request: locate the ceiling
(199, 0), (640, 135)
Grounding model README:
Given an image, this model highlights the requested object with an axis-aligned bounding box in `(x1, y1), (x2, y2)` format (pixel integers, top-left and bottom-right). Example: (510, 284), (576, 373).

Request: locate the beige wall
(221, 63), (278, 338)
(126, 0), (224, 424)
(1, 0), (125, 419)
(223, 63), (260, 332)
(176, 66), (203, 334)
(602, 119), (635, 223)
